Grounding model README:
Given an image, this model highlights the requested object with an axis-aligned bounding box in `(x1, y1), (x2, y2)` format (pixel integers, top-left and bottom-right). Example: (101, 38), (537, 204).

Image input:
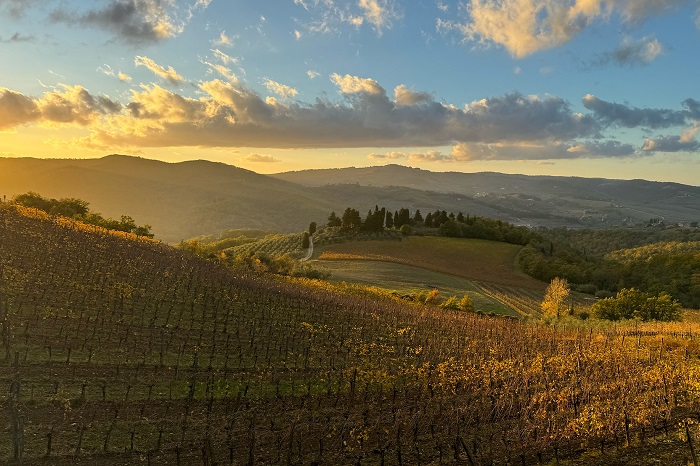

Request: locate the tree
(341, 208), (362, 230)
(541, 277), (570, 318)
(51, 198), (89, 217)
(413, 209), (423, 223)
(591, 288), (681, 322)
(385, 211), (394, 229)
(309, 222), (317, 235)
(302, 232), (310, 249)
(396, 208), (411, 228)
(13, 192), (52, 212)
(458, 295), (475, 312)
(327, 211), (341, 227)
(400, 224), (413, 236)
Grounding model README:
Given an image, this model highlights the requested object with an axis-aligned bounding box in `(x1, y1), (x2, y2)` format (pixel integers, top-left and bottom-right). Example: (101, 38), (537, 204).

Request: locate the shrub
(458, 295), (475, 313)
(591, 288), (681, 321)
(440, 296), (460, 311)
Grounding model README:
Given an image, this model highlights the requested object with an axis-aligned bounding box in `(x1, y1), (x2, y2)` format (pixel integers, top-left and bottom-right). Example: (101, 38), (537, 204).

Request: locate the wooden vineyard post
(8, 351), (23, 461)
(0, 265), (11, 363)
(687, 420), (698, 466)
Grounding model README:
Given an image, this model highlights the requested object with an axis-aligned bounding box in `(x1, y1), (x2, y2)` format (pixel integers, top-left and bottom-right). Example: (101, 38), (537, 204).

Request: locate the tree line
(325, 205), (534, 245)
(11, 192), (154, 237)
(518, 236), (700, 308)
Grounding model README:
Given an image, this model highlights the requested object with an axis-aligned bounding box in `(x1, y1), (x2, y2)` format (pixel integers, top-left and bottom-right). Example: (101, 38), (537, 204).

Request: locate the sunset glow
(1, 0), (699, 183)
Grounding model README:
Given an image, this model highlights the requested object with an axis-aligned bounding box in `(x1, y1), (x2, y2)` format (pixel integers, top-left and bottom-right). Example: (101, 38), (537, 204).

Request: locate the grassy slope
(319, 236), (546, 291)
(313, 259), (521, 316)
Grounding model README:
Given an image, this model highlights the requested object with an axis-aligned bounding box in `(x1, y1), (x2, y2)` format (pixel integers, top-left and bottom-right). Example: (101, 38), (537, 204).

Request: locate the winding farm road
(301, 236), (314, 261)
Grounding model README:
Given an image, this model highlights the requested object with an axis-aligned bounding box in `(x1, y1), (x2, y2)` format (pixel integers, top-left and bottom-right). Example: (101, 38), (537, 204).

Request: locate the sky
(0, 0), (699, 185)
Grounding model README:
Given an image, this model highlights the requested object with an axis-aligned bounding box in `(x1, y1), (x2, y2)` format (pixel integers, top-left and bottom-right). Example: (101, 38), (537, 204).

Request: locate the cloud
(49, 0), (193, 44)
(307, 70), (320, 79)
(447, 0), (692, 58)
(368, 150), (451, 162)
(451, 139), (637, 161)
(0, 88), (40, 130)
(134, 56), (185, 86)
(98, 64), (131, 82)
(1, 74), (696, 163)
(264, 79), (298, 99)
(97, 64), (115, 77)
(358, 0), (401, 33)
(683, 98), (700, 119)
(293, 0), (401, 36)
(244, 153), (281, 163)
(0, 32), (35, 43)
(583, 94), (690, 128)
(211, 49), (238, 66)
(368, 151), (407, 160)
(370, 139), (638, 162)
(394, 85), (433, 106)
(619, 0), (689, 22)
(0, 85), (121, 130)
(0, 0), (37, 18)
(597, 36), (664, 66)
(70, 79), (598, 151)
(566, 140), (637, 156)
(642, 126), (700, 152)
(331, 73), (385, 95)
(37, 85), (122, 125)
(407, 151), (452, 162)
(213, 31), (234, 46)
(642, 135), (700, 152)
(202, 61), (237, 82)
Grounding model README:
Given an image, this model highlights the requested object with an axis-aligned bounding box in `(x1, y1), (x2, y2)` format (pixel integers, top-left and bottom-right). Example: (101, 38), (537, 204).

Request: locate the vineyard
(3, 203), (700, 464)
(472, 282), (544, 318)
(224, 232), (306, 258)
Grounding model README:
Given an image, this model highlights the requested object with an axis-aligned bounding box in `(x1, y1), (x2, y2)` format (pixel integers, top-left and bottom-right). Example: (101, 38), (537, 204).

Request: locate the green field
(317, 236), (548, 316)
(312, 259), (521, 316)
(319, 236), (546, 290)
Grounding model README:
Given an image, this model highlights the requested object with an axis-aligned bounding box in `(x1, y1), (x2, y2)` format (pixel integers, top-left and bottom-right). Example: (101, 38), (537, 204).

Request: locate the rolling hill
(0, 155), (336, 242)
(1, 155), (698, 243)
(275, 164), (700, 228)
(2, 202), (700, 464)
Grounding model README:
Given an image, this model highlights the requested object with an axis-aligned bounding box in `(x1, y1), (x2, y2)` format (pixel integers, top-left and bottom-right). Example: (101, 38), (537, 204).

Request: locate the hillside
(319, 236), (544, 290)
(316, 236), (548, 317)
(0, 155), (336, 242)
(275, 164), (700, 228)
(2, 156), (698, 243)
(3, 203), (700, 464)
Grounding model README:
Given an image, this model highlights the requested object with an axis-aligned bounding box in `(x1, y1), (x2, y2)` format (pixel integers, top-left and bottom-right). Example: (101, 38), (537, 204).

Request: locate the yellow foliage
(541, 277), (570, 318)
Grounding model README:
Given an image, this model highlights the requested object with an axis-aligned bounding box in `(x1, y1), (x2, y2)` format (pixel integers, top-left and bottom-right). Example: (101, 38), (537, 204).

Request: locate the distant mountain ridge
(0, 155), (698, 242)
(274, 164), (700, 228)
